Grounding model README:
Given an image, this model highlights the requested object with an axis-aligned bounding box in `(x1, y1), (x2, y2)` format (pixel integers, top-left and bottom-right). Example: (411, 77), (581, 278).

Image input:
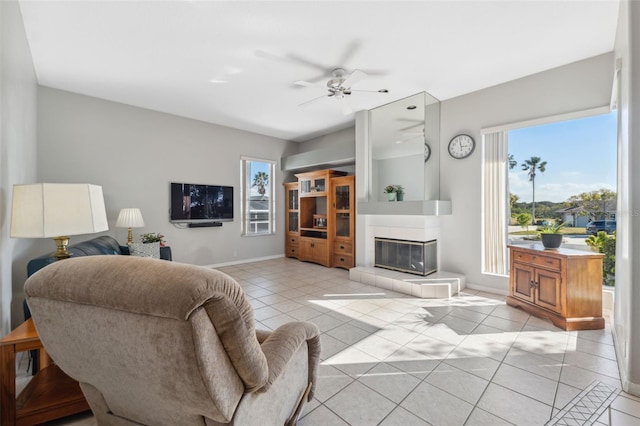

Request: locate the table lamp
(116, 208), (145, 245)
(10, 183), (109, 260)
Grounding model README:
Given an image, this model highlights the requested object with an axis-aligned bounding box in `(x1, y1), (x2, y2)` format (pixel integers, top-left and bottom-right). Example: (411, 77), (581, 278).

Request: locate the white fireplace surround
(351, 214), (466, 298)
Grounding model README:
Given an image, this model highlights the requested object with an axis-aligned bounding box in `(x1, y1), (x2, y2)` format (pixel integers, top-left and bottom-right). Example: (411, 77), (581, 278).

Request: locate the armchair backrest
(25, 256), (269, 425)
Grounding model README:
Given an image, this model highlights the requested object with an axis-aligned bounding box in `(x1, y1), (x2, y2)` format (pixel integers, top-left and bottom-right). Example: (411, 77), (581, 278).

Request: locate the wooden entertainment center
(284, 169), (355, 269)
(506, 244), (605, 331)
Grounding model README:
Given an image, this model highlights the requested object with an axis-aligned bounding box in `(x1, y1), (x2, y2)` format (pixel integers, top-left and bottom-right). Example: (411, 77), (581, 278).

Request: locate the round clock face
(424, 142), (431, 163)
(448, 134), (475, 159)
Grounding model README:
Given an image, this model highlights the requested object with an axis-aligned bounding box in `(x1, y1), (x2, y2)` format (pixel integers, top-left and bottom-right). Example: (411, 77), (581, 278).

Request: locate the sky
(249, 160), (271, 197)
(508, 111), (617, 203)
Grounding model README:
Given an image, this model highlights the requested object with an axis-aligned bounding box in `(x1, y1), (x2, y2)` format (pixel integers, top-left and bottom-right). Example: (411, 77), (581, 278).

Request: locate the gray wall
(0, 0), (38, 333)
(438, 53), (614, 293)
(613, 0), (640, 396)
(37, 87), (298, 267)
(299, 126), (354, 152)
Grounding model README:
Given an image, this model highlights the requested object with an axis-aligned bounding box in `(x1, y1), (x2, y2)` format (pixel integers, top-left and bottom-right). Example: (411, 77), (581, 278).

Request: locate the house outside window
(241, 157), (276, 236)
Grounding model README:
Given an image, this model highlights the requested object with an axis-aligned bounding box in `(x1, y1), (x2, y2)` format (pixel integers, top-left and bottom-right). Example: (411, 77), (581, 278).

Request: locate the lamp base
(127, 227), (133, 245)
(52, 236), (71, 260)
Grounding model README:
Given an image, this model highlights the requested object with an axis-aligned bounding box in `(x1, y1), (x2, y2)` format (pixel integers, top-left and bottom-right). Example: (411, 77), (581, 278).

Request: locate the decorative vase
(396, 192), (404, 201)
(541, 234), (563, 249)
(387, 192), (396, 202)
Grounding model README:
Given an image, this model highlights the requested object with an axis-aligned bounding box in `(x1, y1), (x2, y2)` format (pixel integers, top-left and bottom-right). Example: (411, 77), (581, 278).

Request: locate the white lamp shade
(116, 208), (145, 228)
(10, 183), (109, 238)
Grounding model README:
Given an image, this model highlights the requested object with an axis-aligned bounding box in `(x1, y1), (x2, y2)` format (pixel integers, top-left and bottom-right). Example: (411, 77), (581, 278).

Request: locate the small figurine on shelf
(394, 185), (405, 201)
(140, 232), (166, 247)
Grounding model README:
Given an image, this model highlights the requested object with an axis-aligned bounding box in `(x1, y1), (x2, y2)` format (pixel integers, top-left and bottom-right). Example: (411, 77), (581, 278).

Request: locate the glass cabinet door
(334, 184), (350, 210)
(300, 179), (312, 194)
(334, 182), (352, 238)
(288, 188), (298, 210)
(289, 212), (299, 232)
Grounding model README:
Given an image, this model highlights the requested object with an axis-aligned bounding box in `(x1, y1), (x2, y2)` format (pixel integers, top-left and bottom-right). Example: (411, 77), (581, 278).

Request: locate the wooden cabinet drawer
(333, 241), (353, 254)
(286, 245), (299, 258)
(287, 236), (299, 246)
(512, 251), (560, 270)
(333, 254), (354, 269)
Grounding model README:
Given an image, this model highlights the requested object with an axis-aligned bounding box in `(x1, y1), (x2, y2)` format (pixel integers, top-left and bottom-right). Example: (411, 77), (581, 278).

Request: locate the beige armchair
(25, 256), (320, 425)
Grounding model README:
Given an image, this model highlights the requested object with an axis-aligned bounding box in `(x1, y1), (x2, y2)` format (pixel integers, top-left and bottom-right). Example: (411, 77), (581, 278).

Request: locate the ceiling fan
(295, 68), (387, 114)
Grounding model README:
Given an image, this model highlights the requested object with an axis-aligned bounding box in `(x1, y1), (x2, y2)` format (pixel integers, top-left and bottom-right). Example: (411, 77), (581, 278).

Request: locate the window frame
(240, 156), (276, 237)
(480, 106), (612, 277)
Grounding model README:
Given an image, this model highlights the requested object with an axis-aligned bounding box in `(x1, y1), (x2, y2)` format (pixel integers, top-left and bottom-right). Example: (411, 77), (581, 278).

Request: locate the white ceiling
(18, 0), (620, 142)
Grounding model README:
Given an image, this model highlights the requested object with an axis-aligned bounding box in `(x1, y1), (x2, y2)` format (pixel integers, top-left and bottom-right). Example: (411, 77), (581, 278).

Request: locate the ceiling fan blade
(341, 69), (367, 89)
(337, 40), (362, 67)
(349, 89), (388, 93)
(294, 80), (326, 89)
(357, 68), (389, 76)
(299, 94), (329, 107)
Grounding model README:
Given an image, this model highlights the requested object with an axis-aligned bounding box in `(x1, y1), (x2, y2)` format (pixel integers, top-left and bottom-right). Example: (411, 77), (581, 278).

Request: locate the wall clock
(424, 142), (431, 163)
(448, 134), (475, 159)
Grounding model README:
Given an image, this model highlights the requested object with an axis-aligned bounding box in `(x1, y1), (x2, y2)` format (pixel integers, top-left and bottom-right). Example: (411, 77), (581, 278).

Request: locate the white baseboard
(204, 254), (285, 269)
(465, 283), (509, 296)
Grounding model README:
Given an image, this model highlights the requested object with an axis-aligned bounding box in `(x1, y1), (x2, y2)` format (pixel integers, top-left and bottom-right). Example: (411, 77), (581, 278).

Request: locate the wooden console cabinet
(506, 244), (605, 330)
(285, 170), (355, 269)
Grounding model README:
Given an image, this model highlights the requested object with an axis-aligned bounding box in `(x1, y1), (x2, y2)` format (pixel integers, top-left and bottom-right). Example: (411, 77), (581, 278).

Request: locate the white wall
(438, 53), (614, 293)
(36, 87), (298, 267)
(0, 0), (38, 333)
(613, 0), (640, 396)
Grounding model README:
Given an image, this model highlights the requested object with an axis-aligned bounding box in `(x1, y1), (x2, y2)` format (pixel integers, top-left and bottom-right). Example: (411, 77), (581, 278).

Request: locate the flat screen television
(170, 183), (234, 223)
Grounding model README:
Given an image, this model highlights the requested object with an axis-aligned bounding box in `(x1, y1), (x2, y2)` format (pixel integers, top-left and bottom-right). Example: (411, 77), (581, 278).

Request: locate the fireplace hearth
(374, 238), (437, 276)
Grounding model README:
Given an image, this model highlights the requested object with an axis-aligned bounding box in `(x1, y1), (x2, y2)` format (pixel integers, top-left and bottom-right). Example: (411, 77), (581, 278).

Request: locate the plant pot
(396, 193), (404, 201)
(541, 233), (563, 249)
(387, 193), (396, 202)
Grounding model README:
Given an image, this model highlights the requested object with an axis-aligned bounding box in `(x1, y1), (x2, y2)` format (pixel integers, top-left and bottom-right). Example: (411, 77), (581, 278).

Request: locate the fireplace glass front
(374, 238), (437, 276)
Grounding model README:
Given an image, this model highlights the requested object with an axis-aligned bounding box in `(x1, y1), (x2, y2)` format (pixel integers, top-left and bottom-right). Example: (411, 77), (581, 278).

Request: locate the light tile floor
(27, 258), (640, 425)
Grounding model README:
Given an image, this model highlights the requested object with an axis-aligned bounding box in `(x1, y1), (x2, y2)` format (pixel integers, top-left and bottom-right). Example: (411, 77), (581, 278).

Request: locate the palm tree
(508, 153), (517, 170)
(252, 171), (269, 198)
(521, 156), (547, 224)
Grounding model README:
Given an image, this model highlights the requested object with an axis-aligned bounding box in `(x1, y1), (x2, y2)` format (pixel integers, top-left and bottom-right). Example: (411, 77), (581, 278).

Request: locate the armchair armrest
(256, 329), (271, 343)
(259, 322), (321, 401)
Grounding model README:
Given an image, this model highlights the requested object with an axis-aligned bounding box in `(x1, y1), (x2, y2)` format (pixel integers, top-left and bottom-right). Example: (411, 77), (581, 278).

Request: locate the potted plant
(394, 185), (405, 201)
(538, 221), (566, 249)
(140, 232), (166, 247)
(384, 185), (397, 201)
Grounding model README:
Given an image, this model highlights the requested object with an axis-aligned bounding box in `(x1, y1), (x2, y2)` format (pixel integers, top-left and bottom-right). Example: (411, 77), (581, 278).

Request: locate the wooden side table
(1, 318), (90, 425)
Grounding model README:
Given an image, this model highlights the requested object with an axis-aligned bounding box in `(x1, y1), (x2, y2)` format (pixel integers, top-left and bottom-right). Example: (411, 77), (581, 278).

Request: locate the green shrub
(516, 213), (532, 229)
(586, 231), (616, 286)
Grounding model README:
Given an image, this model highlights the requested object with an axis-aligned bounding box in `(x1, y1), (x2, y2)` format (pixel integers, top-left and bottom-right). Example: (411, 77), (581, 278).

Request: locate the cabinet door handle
(530, 280), (535, 288)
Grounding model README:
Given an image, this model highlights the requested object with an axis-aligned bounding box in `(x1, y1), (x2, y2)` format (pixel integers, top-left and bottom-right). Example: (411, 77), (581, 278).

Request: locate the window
(241, 157), (275, 236)
(482, 108), (617, 276)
